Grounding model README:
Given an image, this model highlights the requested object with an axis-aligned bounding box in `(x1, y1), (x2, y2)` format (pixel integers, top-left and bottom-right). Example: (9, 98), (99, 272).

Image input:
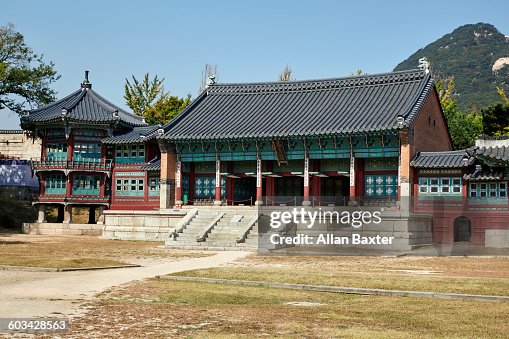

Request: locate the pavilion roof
(161, 69), (434, 141)
(21, 73), (146, 128)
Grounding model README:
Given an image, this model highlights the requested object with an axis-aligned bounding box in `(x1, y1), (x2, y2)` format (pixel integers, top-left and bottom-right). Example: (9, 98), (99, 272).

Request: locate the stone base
(101, 209), (187, 241)
(485, 230), (509, 248)
(22, 223), (103, 236)
(258, 211), (433, 252)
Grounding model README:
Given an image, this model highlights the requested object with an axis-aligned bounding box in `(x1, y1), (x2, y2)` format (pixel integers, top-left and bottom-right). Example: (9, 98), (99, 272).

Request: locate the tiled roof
(102, 125), (161, 144)
(161, 69), (434, 141)
(475, 146), (509, 162)
(410, 150), (471, 168)
(21, 87), (146, 127)
(463, 168), (506, 181)
(140, 157), (161, 171)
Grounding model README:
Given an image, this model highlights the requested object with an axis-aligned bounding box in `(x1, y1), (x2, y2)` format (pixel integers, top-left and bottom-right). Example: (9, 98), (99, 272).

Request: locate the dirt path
(0, 251), (250, 319)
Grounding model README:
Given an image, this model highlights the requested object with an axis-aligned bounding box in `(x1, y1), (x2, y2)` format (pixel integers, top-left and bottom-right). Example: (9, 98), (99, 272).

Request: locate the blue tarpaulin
(0, 160), (39, 187)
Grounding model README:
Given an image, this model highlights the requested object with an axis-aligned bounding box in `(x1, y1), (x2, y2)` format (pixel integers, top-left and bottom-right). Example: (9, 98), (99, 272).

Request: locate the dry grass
(59, 279), (509, 338)
(173, 254), (509, 296)
(0, 233), (210, 268)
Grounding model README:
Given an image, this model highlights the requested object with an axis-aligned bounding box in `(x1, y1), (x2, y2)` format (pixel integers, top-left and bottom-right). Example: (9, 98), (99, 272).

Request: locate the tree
(436, 76), (483, 149)
(278, 65), (294, 82)
(124, 73), (165, 116)
(124, 72), (191, 125)
(496, 86), (509, 105)
(349, 69), (366, 76)
(144, 94), (191, 125)
(481, 104), (509, 136)
(0, 23), (59, 115)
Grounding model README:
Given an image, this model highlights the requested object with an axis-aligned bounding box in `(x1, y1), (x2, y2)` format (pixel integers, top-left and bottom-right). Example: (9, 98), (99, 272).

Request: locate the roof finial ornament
(81, 70), (92, 90)
(396, 115), (405, 127)
(206, 75), (216, 87)
(418, 57), (430, 74)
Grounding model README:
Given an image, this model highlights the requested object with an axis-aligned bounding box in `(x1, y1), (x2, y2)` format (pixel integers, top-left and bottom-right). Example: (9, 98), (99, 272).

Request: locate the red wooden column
(41, 135), (47, 160)
(100, 173), (106, 197)
(303, 156), (311, 206)
(214, 159), (221, 205)
(175, 159), (183, 206)
(255, 158), (263, 205)
(67, 133), (74, 162)
(66, 173), (72, 197)
(40, 173), (46, 196)
(349, 156), (356, 204)
(144, 171), (149, 205)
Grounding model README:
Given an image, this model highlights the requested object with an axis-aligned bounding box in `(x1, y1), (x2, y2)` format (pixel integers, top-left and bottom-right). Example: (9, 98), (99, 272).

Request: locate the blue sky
(2, 0), (509, 129)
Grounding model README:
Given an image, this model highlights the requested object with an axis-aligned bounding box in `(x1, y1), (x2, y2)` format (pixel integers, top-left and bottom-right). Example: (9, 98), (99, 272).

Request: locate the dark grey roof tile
(102, 125), (161, 144)
(21, 88), (146, 127)
(162, 69), (433, 141)
(410, 150), (471, 168)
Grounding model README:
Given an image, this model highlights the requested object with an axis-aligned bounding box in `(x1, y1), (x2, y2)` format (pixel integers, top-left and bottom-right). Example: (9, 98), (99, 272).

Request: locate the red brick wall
(411, 88), (452, 157)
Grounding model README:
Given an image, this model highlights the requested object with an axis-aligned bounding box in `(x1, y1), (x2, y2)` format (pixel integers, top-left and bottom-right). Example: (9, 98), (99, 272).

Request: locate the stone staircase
(165, 209), (259, 250)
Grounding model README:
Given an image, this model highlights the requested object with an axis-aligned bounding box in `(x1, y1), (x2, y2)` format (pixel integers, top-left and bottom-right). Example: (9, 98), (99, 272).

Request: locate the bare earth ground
(0, 233), (249, 320)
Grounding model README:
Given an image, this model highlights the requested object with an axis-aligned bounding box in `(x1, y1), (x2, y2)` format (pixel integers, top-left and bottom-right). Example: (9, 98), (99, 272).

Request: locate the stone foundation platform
(22, 222), (103, 236)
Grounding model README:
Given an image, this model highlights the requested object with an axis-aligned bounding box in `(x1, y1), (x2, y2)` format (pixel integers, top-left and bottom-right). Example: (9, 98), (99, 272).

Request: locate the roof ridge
(208, 69), (426, 89)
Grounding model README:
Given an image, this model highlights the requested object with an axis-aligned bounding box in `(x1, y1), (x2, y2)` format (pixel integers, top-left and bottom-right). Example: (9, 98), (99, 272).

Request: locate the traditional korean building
(20, 72), (149, 224)
(156, 69), (452, 210)
(411, 139), (509, 247)
(102, 125), (162, 210)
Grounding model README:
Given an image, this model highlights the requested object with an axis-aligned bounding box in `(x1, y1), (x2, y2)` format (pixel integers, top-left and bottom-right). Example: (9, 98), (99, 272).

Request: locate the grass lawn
(64, 279), (509, 338)
(0, 232), (210, 269)
(172, 255), (509, 296)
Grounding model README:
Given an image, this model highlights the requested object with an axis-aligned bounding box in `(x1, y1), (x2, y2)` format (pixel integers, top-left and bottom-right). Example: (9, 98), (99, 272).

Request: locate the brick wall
(411, 89), (452, 157)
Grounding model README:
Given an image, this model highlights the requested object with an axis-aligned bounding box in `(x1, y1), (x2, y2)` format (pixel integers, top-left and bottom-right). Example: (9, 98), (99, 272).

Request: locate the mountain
(394, 23), (509, 111)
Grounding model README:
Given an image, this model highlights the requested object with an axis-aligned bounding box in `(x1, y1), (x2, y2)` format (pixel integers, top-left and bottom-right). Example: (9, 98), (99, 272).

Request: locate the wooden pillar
(144, 171), (149, 205)
(67, 134), (74, 162)
(160, 151), (176, 209)
(66, 173), (72, 197)
(303, 156), (311, 206)
(100, 174), (106, 197)
(399, 131), (412, 212)
(175, 159), (183, 206)
(349, 156), (357, 205)
(213, 159), (221, 205)
(41, 131), (47, 160)
(255, 158), (263, 205)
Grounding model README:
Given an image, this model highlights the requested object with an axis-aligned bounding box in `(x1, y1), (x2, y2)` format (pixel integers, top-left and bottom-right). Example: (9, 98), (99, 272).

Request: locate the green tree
(144, 94), (191, 125)
(481, 103), (509, 136)
(349, 69), (366, 76)
(436, 76), (483, 149)
(278, 65), (294, 82)
(496, 86), (509, 105)
(124, 73), (165, 116)
(0, 23), (59, 115)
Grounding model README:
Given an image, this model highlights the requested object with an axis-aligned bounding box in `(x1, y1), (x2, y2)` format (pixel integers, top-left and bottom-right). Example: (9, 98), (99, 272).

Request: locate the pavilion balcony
(33, 194), (110, 205)
(30, 158), (113, 172)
